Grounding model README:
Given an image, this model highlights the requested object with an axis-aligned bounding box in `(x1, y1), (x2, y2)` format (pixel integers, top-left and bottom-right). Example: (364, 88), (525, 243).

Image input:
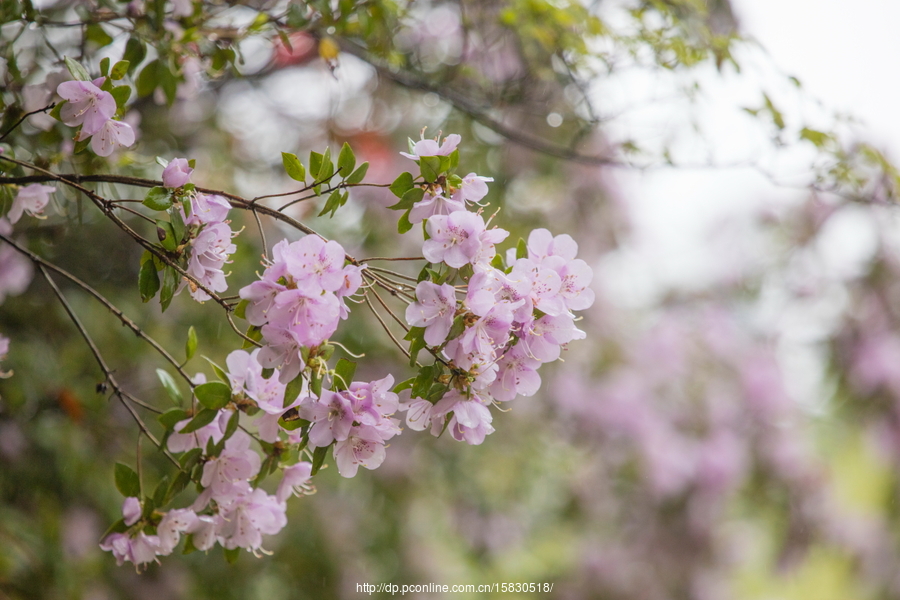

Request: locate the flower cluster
(298, 376), (401, 477)
(57, 78), (134, 156)
(239, 236), (364, 383)
(161, 158), (238, 302)
(397, 134), (594, 445)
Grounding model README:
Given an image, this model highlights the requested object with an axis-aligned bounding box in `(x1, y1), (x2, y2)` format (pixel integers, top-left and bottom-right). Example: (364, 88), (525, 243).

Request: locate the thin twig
(364, 292), (410, 358)
(0, 103), (56, 142)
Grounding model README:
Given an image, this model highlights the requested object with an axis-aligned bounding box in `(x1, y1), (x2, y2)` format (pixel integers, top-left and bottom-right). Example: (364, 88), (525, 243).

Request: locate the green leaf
(178, 408), (219, 434)
(158, 407), (189, 430)
(448, 149), (460, 172)
(222, 409), (240, 440)
(167, 470), (192, 505)
(419, 156), (442, 182)
(337, 142), (356, 176)
(490, 254), (506, 271)
(404, 326), (427, 366)
(387, 187), (424, 211)
(333, 359), (356, 391)
(310, 369), (322, 397)
(110, 60), (130, 80)
(392, 377), (415, 393)
(318, 190), (343, 218)
(86, 23), (113, 47)
(100, 57), (110, 77)
(64, 56), (90, 81)
(143, 186), (173, 211)
(101, 518), (128, 540)
(110, 85), (132, 111)
(411, 365), (434, 399)
(195, 381), (232, 410)
(114, 463), (141, 498)
(156, 368), (184, 405)
(138, 258), (160, 302)
(49, 101), (65, 121)
(160, 266), (178, 312)
(234, 299), (248, 320)
(224, 546), (240, 564)
(389, 172), (414, 198)
(157, 220), (177, 252)
(179, 448), (202, 470)
(516, 237), (528, 259)
(346, 162), (369, 184)
(158, 60), (177, 105)
(278, 408), (307, 431)
(136, 59), (159, 98)
(261, 367), (274, 380)
(284, 373), (304, 408)
(182, 534), (198, 555)
(169, 203), (186, 244)
(123, 37), (146, 72)
(203, 356), (230, 383)
(397, 209), (414, 234)
(185, 326), (198, 361)
(800, 127), (831, 147)
(281, 152), (306, 182)
(309, 151), (323, 180)
(310, 445), (329, 476)
(447, 314), (466, 342)
(152, 475), (170, 509)
(317, 146), (334, 182)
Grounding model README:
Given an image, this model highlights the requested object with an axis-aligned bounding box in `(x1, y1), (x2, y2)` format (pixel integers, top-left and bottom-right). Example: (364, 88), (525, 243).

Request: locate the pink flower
(301, 390), (355, 447)
(409, 191), (466, 224)
(216, 488), (287, 552)
(9, 184), (55, 223)
(451, 173), (493, 204)
(156, 508), (198, 555)
(333, 425), (387, 477)
(100, 531), (161, 568)
(87, 119), (135, 157)
(275, 462), (313, 502)
(122, 497), (141, 526)
(185, 222), (236, 301)
(57, 80), (116, 136)
(400, 133), (461, 160)
(424, 211), (502, 268)
(162, 157), (193, 188)
(406, 281), (458, 345)
(186, 193), (230, 225)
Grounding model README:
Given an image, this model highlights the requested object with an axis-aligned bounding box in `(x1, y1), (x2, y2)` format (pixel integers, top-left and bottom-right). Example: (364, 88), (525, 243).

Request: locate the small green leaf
(143, 186), (173, 211)
(136, 59), (159, 98)
(139, 258), (160, 302)
(100, 57), (110, 77)
(310, 445), (329, 475)
(346, 162), (369, 184)
(110, 60), (130, 80)
(333, 359), (356, 391)
(158, 407), (189, 430)
(160, 266), (178, 312)
(281, 152), (306, 182)
(64, 56), (90, 81)
(419, 156), (442, 182)
(397, 209), (414, 234)
(86, 23), (113, 47)
(516, 237), (528, 260)
(203, 356), (230, 383)
(179, 448), (202, 470)
(447, 314), (466, 342)
(123, 37), (146, 72)
(156, 368), (184, 405)
(318, 190), (343, 218)
(490, 254), (506, 271)
(389, 172), (414, 198)
(448, 149), (459, 172)
(169, 203), (186, 245)
(800, 127), (831, 147)
(195, 381), (232, 410)
(49, 101), (66, 121)
(158, 60), (177, 105)
(261, 367), (274, 380)
(284, 373), (304, 408)
(152, 475), (170, 508)
(185, 326), (198, 361)
(167, 470), (192, 504)
(404, 326), (427, 366)
(337, 142), (356, 176)
(222, 409), (240, 440)
(234, 299), (248, 320)
(110, 85), (131, 111)
(178, 408), (219, 434)
(157, 220), (177, 252)
(309, 151), (323, 180)
(411, 365), (434, 399)
(387, 187), (424, 211)
(114, 463), (141, 498)
(310, 369), (322, 397)
(101, 518), (128, 540)
(392, 377), (415, 393)
(278, 408), (307, 431)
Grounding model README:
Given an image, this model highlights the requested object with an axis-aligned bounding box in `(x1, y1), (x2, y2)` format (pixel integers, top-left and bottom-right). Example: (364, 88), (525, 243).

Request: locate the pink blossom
(256, 325), (306, 384)
(451, 173), (493, 204)
(168, 410), (225, 453)
(489, 345), (542, 402)
(185, 194), (230, 226)
(100, 531), (161, 568)
(275, 462), (313, 502)
(430, 389), (495, 445)
(200, 431), (262, 499)
(409, 191), (466, 224)
(519, 314), (585, 362)
(185, 222), (236, 302)
(406, 281), (458, 345)
(301, 390), (356, 447)
(9, 184), (55, 224)
(282, 235), (346, 292)
(216, 488), (287, 552)
(88, 118), (135, 157)
(156, 508), (198, 555)
(57, 80), (116, 136)
(423, 211), (495, 268)
(122, 497), (141, 526)
(162, 157), (193, 188)
(526, 228), (578, 264)
(333, 425), (387, 477)
(400, 133), (461, 160)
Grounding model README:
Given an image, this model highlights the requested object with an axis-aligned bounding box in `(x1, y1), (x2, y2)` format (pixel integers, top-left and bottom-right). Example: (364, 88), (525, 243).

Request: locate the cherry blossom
(57, 80), (116, 136)
(9, 184), (55, 224)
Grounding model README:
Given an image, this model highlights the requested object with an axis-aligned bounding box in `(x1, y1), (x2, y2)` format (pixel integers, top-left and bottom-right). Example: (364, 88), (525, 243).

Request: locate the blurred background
(2, 0), (900, 598)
